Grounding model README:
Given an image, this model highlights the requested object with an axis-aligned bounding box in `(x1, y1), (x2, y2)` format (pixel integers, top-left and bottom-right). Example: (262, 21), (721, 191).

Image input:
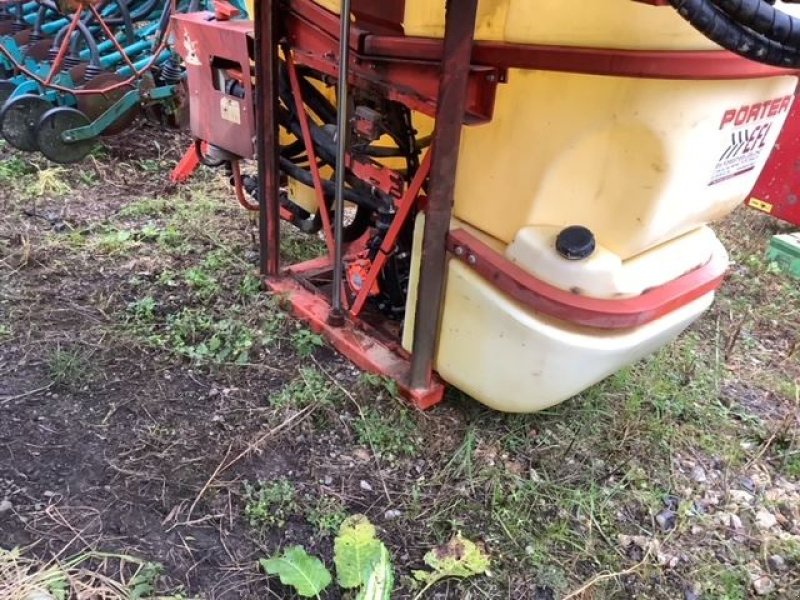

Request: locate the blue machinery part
(0, 0), (198, 161)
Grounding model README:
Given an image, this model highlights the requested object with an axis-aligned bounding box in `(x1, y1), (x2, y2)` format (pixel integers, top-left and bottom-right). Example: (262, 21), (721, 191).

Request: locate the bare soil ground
(1, 126), (799, 599)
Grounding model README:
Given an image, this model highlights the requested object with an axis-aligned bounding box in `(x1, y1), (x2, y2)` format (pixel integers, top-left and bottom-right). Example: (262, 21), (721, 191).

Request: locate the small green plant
(785, 453), (800, 478)
(271, 367), (340, 409)
(137, 159), (164, 173)
(290, 328), (326, 357)
(183, 267), (219, 299)
(239, 273), (262, 302)
(157, 270), (178, 288)
(202, 249), (234, 273)
(127, 296), (157, 324)
(412, 534), (491, 600)
(137, 223), (161, 242)
(261, 546), (331, 599)
(166, 309), (253, 364)
(306, 495), (347, 535)
(0, 155), (33, 180)
(77, 171), (97, 186)
(47, 348), (92, 389)
(704, 566), (748, 600)
(0, 323), (11, 340)
(118, 198), (171, 218)
(97, 229), (137, 254)
(261, 515), (392, 600)
(353, 407), (419, 458)
(359, 373), (400, 399)
(260, 517), (489, 600)
(244, 479), (298, 529)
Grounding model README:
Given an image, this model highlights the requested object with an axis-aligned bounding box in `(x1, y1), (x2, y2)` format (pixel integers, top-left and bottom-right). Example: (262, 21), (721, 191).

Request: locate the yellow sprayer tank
(396, 0), (800, 412)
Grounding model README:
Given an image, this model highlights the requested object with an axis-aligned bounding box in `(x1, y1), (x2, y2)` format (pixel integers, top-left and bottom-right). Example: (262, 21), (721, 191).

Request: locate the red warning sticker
(709, 95), (793, 186)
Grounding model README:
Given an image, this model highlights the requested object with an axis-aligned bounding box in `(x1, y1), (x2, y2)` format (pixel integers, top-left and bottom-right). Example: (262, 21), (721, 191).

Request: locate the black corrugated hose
(669, 0), (800, 66)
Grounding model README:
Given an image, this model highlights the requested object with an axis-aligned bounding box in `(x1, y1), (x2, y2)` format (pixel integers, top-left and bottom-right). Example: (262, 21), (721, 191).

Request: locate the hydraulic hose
(713, 0), (800, 49)
(669, 0), (800, 66)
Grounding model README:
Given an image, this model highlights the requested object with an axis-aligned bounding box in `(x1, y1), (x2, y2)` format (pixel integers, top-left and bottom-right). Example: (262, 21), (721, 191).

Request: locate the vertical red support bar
(255, 0), (282, 277)
(409, 0), (479, 390)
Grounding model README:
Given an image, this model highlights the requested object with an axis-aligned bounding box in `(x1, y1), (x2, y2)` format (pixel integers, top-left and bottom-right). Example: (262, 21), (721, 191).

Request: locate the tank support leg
(255, 0), (281, 277)
(409, 0), (480, 390)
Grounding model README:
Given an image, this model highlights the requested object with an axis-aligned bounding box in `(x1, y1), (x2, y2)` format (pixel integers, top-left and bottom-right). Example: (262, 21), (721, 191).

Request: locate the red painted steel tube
(285, 50), (336, 255)
(350, 149), (432, 317)
(88, 4), (138, 75)
(447, 229), (729, 330)
(409, 0), (479, 390)
(44, 7), (82, 86)
(231, 160), (259, 211)
(363, 37), (799, 81)
(255, 0), (281, 276)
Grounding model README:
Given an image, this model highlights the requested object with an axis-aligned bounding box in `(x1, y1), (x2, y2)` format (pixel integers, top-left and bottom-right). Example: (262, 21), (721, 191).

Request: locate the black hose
(51, 20), (102, 66)
(713, 0), (800, 49)
(670, 0), (800, 66)
(279, 156), (372, 206)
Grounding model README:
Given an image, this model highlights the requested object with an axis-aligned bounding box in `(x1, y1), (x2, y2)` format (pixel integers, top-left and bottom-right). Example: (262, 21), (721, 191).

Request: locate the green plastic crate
(766, 233), (800, 280)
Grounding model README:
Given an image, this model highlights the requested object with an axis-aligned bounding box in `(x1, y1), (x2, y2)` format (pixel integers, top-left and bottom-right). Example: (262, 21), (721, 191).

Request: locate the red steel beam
(255, 0), (281, 276)
(409, 0), (479, 390)
(363, 37), (799, 81)
(447, 229), (729, 330)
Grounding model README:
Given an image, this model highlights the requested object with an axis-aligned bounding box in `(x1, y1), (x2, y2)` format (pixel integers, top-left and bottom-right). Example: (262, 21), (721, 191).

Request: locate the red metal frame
(265, 275), (445, 409)
(284, 49), (337, 255)
(283, 0), (502, 123)
(170, 141), (204, 184)
(255, 0), (281, 277)
(447, 229), (729, 330)
(363, 38), (798, 81)
(350, 150), (432, 317)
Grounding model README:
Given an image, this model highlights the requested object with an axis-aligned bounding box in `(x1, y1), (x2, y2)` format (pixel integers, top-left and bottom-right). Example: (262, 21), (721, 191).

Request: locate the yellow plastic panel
(452, 70), (798, 259)
(402, 0), (800, 50)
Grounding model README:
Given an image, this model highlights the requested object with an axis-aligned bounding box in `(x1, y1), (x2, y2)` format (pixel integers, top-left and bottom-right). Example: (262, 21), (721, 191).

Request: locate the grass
(164, 308), (255, 364)
(47, 348), (93, 390)
(0, 155), (33, 181)
(0, 547), (175, 600)
(3, 135), (799, 599)
(29, 167), (71, 198)
(353, 406), (420, 459)
(270, 366), (341, 409)
(289, 328), (326, 357)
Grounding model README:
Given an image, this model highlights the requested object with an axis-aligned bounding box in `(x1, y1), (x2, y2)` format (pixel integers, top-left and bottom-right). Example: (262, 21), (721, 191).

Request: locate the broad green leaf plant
(261, 516), (488, 599)
(260, 546), (332, 599)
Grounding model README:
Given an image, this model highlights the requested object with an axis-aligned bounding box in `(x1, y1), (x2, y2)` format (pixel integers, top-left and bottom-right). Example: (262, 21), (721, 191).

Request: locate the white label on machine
(709, 95), (793, 186)
(182, 32), (202, 66)
(221, 97), (242, 125)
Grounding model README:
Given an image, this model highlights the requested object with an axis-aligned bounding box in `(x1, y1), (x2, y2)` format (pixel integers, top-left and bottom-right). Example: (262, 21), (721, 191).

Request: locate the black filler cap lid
(555, 225), (596, 260)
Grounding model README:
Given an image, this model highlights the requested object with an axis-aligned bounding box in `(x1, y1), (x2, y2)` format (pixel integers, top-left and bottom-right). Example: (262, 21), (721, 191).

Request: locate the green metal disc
(0, 94), (52, 151)
(35, 106), (95, 164)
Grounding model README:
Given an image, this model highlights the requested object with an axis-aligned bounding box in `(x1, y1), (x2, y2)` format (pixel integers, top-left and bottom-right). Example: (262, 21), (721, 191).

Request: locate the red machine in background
(747, 98), (800, 226)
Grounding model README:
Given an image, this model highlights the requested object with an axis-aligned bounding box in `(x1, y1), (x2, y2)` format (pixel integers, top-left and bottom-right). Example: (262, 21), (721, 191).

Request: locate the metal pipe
(409, 0), (479, 389)
(329, 0), (353, 326)
(255, 0), (281, 277)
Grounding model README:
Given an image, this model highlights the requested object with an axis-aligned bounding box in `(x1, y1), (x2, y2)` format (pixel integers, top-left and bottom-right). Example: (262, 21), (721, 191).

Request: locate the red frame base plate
(264, 275), (445, 410)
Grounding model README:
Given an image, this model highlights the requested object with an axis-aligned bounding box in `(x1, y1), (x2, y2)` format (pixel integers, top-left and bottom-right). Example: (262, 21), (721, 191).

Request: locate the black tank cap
(555, 226), (596, 260)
